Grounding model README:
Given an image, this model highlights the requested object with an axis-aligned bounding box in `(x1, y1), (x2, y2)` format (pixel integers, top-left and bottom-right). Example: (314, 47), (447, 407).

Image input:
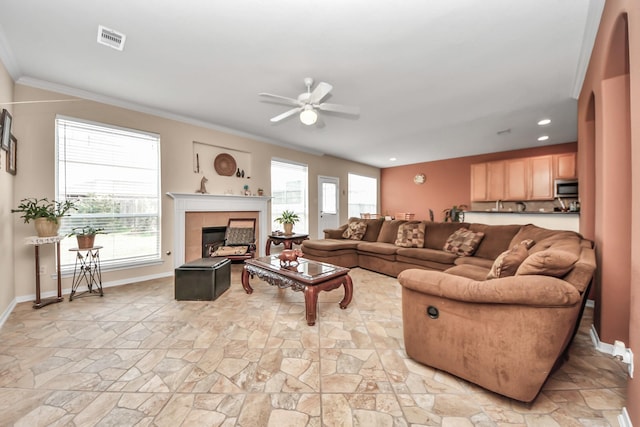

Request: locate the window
(56, 116), (161, 270)
(271, 159), (308, 233)
(348, 173), (377, 218)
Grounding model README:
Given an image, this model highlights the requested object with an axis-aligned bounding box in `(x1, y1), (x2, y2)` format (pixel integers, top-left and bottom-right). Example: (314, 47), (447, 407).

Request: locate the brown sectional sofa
(301, 217), (596, 402)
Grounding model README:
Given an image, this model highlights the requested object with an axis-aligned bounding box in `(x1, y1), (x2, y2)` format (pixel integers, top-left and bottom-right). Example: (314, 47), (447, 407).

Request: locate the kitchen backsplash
(471, 198), (579, 213)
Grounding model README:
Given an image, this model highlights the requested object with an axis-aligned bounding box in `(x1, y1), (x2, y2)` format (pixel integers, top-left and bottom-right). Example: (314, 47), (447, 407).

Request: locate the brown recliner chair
(397, 238), (595, 402)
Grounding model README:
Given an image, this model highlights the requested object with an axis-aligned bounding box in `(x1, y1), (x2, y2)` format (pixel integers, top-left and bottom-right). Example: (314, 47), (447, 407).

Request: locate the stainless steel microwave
(554, 179), (579, 198)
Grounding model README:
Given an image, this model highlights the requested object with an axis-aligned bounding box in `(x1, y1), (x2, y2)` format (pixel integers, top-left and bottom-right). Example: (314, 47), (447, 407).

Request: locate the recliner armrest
(398, 269), (580, 307)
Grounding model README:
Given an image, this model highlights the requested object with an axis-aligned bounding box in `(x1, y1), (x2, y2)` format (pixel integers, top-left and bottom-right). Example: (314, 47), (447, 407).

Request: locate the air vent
(97, 25), (126, 51)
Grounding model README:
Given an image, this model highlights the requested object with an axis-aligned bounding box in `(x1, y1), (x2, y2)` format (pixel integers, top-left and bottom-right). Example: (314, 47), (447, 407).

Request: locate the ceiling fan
(259, 77), (360, 125)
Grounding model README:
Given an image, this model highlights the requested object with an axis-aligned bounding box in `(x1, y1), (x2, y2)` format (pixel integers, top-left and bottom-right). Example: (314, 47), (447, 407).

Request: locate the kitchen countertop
(467, 210), (579, 215)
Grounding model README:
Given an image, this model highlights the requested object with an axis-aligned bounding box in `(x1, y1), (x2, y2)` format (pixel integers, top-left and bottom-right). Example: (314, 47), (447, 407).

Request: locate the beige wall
(10, 84), (378, 303)
(0, 61), (15, 320)
(578, 0), (638, 422)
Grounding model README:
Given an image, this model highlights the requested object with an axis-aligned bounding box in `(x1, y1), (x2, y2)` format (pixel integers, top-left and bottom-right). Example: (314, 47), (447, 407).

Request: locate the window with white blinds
(270, 159), (308, 233)
(56, 116), (161, 270)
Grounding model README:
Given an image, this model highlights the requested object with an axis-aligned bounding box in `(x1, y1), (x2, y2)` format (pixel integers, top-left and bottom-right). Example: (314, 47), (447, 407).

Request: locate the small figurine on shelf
(257, 188), (264, 196)
(196, 176), (208, 194)
(243, 184), (250, 196)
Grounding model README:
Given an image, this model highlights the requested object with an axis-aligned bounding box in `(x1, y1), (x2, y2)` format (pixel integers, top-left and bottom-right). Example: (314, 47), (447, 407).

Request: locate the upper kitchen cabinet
(486, 161), (505, 201)
(529, 155), (554, 200)
(504, 158), (528, 200)
(554, 153), (577, 179)
(471, 161), (505, 201)
(470, 163), (488, 201)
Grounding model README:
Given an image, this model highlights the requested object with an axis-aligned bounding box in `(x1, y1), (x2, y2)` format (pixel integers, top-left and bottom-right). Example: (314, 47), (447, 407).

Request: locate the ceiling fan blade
(317, 102), (360, 115)
(270, 107), (302, 123)
(259, 93), (301, 106)
(308, 82), (333, 104)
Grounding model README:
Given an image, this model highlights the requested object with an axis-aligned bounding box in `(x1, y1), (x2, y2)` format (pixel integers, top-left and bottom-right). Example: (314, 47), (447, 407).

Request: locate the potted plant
(275, 209), (300, 235)
(12, 197), (77, 237)
(67, 226), (106, 249)
(443, 204), (468, 222)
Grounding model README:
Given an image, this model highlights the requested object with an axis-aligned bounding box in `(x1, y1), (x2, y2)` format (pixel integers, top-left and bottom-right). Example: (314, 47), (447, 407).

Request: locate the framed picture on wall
(6, 134), (16, 175)
(0, 109), (12, 151)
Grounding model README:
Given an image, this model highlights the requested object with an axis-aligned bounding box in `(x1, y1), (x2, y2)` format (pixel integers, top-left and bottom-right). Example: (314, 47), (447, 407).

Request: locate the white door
(318, 176), (339, 238)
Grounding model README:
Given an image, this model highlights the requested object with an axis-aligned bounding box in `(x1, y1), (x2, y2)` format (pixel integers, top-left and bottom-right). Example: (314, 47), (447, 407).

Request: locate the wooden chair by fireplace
(210, 218), (257, 262)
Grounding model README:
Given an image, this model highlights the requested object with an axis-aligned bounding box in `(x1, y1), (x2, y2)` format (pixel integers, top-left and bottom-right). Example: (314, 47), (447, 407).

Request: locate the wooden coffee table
(242, 255), (353, 326)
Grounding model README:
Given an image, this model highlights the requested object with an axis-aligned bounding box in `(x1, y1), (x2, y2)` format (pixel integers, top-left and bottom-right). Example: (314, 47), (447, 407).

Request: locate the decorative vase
(283, 223), (294, 235)
(76, 235), (96, 250)
(34, 217), (60, 237)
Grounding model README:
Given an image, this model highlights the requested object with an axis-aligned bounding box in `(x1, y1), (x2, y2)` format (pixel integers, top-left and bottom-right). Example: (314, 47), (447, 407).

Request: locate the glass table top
(252, 255), (340, 279)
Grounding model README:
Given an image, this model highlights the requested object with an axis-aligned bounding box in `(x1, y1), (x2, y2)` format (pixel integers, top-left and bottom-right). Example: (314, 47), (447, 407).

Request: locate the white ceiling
(0, 0), (603, 168)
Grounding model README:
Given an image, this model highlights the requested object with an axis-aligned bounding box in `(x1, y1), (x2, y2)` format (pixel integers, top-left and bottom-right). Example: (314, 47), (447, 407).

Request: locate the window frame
(55, 115), (162, 273)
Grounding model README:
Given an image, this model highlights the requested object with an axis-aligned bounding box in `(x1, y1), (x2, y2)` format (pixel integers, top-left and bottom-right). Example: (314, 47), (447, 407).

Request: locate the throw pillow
(212, 245), (249, 256)
(342, 221), (368, 240)
(516, 249), (579, 277)
(443, 228), (485, 256)
(486, 239), (535, 280)
(394, 222), (426, 248)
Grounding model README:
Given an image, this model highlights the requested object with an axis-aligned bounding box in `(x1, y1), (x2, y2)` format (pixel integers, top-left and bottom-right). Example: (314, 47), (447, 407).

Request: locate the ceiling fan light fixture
(300, 105), (318, 125)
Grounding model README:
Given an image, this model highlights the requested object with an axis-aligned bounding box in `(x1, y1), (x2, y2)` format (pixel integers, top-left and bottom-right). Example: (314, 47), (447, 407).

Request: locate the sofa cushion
(516, 249), (579, 277)
(302, 239), (360, 251)
(486, 239), (534, 280)
(454, 256), (495, 269)
(424, 222), (469, 250)
(508, 224), (581, 249)
(377, 220), (408, 243)
(396, 247), (458, 264)
(469, 223), (522, 260)
(443, 228), (485, 256)
(348, 217), (385, 242)
(356, 241), (399, 255)
(342, 221), (367, 240)
(395, 222), (426, 247)
(444, 264), (491, 281)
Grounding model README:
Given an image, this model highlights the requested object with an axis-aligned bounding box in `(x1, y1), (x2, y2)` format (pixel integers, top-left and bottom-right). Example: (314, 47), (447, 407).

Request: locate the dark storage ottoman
(175, 257), (231, 301)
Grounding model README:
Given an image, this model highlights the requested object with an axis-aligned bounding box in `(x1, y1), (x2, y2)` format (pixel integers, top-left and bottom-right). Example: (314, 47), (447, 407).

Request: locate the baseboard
(589, 324), (616, 355)
(0, 298), (18, 330)
(15, 271), (174, 304)
(618, 407), (632, 427)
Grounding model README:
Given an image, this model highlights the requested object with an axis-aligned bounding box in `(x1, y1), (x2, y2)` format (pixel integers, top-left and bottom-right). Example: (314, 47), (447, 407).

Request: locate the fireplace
(167, 193), (270, 268)
(202, 226), (226, 258)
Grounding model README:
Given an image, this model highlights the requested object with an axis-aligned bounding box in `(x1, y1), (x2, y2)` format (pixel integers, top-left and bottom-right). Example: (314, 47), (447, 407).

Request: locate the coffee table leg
(340, 275), (353, 309)
(304, 286), (319, 326)
(241, 267), (253, 294)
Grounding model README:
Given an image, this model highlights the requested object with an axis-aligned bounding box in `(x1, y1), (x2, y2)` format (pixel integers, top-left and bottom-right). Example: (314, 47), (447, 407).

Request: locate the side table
(69, 246), (104, 301)
(265, 233), (309, 255)
(25, 235), (64, 309)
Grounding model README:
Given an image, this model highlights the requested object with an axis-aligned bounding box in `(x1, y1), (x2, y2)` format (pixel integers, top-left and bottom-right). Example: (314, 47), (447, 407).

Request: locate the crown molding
(14, 76), (325, 157)
(571, 0), (606, 99)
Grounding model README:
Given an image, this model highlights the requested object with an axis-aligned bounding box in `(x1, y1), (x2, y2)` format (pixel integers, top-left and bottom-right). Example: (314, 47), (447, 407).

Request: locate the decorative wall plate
(214, 153), (237, 176)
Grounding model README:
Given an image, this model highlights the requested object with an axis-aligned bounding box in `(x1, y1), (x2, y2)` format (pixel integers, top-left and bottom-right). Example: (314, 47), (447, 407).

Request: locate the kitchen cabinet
(529, 155), (554, 199)
(555, 153), (577, 179)
(504, 158), (528, 200)
(470, 163), (488, 201)
(471, 155), (555, 201)
(487, 161), (505, 201)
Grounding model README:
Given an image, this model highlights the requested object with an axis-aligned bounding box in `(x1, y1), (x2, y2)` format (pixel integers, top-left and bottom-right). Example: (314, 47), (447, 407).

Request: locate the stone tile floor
(0, 265), (627, 426)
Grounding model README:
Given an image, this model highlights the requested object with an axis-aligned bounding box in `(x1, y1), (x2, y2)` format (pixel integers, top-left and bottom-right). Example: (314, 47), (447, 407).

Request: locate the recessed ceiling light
(537, 119), (551, 126)
(537, 135), (549, 141)
(389, 157), (397, 161)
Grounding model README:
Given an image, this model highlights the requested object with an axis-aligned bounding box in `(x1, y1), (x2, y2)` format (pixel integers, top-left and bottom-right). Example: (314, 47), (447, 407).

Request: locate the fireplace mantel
(167, 193), (271, 268)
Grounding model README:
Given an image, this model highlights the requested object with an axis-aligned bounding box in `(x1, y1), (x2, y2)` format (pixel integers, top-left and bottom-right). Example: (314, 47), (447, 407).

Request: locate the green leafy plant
(275, 209), (300, 225)
(67, 226), (106, 237)
(443, 204), (468, 222)
(12, 198), (77, 224)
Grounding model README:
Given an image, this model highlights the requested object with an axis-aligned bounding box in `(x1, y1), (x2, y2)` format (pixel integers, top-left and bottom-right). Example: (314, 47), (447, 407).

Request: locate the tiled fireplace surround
(167, 193), (270, 268)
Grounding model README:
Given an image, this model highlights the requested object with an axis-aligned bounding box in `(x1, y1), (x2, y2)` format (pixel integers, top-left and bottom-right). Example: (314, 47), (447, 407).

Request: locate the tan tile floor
(0, 265), (627, 426)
